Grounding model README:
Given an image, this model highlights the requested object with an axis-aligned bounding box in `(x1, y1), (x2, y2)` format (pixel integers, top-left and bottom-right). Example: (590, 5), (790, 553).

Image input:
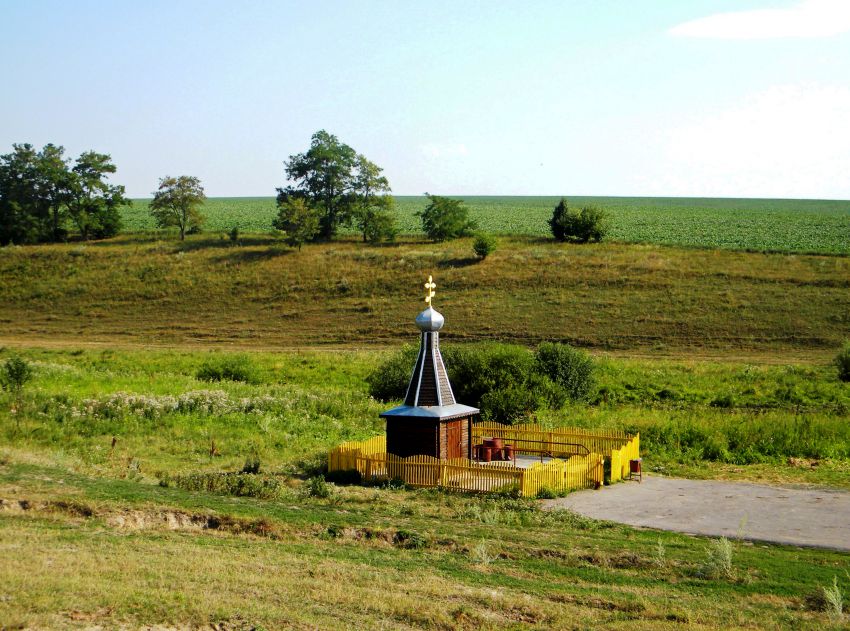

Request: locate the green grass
(2, 347), (848, 485)
(2, 347), (849, 628)
(123, 195), (850, 254)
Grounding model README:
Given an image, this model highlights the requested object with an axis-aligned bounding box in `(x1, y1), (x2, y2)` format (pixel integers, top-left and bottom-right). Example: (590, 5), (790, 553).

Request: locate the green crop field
(123, 195), (850, 255)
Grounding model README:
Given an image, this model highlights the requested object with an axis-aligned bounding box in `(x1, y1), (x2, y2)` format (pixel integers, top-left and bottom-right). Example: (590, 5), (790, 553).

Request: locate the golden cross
(424, 275), (436, 306)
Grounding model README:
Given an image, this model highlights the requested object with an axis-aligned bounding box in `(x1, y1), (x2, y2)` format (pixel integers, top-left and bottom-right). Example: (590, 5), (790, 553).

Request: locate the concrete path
(542, 476), (850, 551)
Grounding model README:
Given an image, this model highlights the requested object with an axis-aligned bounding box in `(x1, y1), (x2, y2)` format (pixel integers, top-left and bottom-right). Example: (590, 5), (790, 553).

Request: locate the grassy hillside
(1, 235), (848, 357)
(122, 196), (850, 254)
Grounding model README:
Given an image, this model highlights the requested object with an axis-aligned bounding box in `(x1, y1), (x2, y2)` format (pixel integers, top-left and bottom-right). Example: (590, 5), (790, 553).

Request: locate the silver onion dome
(415, 306), (444, 332)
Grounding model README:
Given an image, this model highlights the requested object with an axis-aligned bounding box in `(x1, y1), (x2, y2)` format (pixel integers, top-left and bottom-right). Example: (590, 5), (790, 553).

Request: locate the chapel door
(445, 420), (463, 459)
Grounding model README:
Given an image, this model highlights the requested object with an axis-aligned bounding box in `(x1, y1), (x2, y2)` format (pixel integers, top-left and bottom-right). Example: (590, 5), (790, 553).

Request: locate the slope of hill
(1, 235), (847, 357)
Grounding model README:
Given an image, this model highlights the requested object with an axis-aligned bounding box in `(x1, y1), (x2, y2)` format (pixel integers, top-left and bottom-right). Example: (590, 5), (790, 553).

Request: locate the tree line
(0, 144), (129, 245)
(1, 130), (608, 248)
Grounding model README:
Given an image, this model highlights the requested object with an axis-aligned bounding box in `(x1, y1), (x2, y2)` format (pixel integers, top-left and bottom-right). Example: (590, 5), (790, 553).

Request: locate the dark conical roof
(404, 327), (455, 407)
(380, 304), (479, 421)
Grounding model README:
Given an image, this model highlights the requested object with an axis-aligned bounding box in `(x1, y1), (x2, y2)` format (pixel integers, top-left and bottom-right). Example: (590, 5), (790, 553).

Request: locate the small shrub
(836, 341), (850, 382)
(654, 538), (667, 568)
(471, 540), (497, 565)
(699, 537), (734, 580)
(825, 576), (844, 620)
(228, 226), (239, 242)
(534, 342), (595, 402)
(172, 472), (283, 500)
(805, 576), (844, 621)
(325, 524), (344, 538)
(549, 198), (608, 243)
(0, 356), (34, 397)
(472, 234), (496, 259)
(490, 483), (521, 499)
(443, 342), (536, 406)
(196, 354), (260, 384)
(480, 386), (540, 423)
(384, 477), (406, 490)
(306, 475), (332, 499)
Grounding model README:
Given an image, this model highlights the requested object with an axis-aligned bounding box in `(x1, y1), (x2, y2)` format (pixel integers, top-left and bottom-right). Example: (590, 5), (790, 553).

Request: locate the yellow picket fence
(473, 422), (637, 460)
(328, 435), (386, 472)
(609, 434), (641, 482)
(329, 437), (604, 496)
(520, 454), (604, 497)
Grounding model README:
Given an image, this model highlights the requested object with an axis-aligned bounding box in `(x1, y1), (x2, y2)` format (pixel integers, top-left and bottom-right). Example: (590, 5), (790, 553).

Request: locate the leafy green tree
(67, 151), (128, 240)
(149, 176), (206, 240)
(0, 144), (43, 244)
(277, 131), (395, 241)
(352, 154), (396, 243)
(418, 194), (476, 242)
(1, 143), (129, 244)
(549, 198), (608, 243)
(35, 144), (73, 242)
(272, 197), (321, 250)
(277, 130), (357, 240)
(0, 143), (70, 244)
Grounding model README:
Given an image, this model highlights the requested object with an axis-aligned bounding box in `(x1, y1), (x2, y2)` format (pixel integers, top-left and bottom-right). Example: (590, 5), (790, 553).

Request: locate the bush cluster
(367, 341), (596, 423)
(169, 471), (284, 500)
(549, 198), (608, 243)
(418, 194), (477, 242)
(365, 344), (418, 402)
(196, 354), (260, 384)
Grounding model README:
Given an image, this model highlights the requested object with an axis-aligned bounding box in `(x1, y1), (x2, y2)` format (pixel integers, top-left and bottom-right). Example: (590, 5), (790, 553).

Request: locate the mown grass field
(1, 347), (849, 629)
(1, 234), (848, 357)
(123, 196), (850, 254)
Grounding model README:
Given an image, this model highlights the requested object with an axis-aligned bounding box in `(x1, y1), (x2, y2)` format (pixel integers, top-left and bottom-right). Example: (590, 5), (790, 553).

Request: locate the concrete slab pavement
(542, 476), (850, 551)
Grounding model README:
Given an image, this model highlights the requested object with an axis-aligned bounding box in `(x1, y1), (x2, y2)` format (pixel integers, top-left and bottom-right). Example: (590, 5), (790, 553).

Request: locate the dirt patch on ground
(0, 497), (94, 518)
(0, 497), (281, 538)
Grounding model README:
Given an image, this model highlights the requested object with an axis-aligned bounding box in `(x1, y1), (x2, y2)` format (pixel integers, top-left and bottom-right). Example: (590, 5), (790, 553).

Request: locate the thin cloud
(669, 0), (850, 39)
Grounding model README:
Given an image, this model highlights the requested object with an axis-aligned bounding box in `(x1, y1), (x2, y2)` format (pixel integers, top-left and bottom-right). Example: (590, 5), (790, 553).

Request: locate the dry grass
(1, 464), (845, 630)
(1, 235), (848, 358)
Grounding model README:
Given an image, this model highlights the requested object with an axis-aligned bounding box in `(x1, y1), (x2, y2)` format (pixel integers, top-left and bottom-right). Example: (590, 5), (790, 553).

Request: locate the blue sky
(2, 0), (850, 198)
